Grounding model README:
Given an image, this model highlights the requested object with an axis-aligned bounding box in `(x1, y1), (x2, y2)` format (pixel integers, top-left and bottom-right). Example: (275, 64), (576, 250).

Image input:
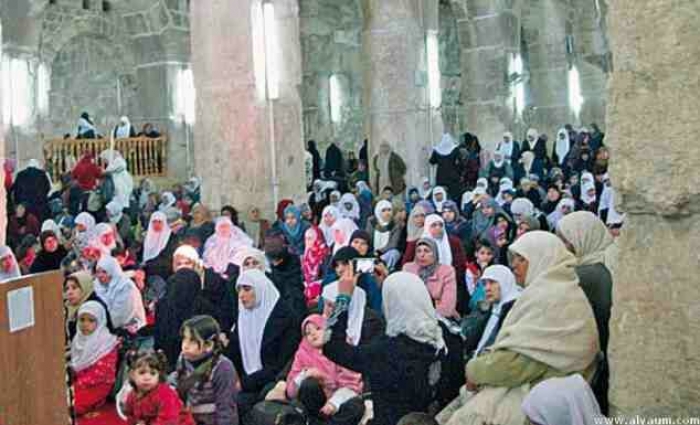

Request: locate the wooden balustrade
(43, 136), (168, 181)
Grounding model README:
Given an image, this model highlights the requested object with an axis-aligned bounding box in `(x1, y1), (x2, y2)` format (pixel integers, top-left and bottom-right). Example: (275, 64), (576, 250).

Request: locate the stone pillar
(190, 0), (306, 217)
(361, 0), (443, 189)
(523, 0), (571, 140)
(454, 1), (520, 151)
(607, 0), (700, 415)
(0, 19), (6, 246)
(570, 0), (610, 129)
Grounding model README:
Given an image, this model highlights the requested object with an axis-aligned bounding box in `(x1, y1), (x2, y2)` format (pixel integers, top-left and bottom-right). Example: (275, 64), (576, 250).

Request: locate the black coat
(308, 147), (322, 180)
(576, 262), (612, 414)
(201, 267), (237, 332)
(324, 143), (344, 177)
(154, 269), (220, 368)
(143, 235), (179, 281)
(429, 149), (462, 201)
(324, 311), (442, 425)
(229, 300), (301, 394)
(30, 247), (68, 273)
(576, 264), (612, 355)
(12, 167), (51, 220)
(269, 254), (308, 324)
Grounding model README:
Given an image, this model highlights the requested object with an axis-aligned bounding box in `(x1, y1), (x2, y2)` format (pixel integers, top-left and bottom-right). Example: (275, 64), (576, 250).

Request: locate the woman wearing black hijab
(221, 205), (246, 232)
(307, 140), (322, 180)
(30, 230), (68, 273)
(153, 268), (218, 368)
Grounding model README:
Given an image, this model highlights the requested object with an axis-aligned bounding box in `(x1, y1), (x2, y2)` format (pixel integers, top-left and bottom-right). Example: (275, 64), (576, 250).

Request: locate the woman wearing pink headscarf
(302, 227), (330, 306)
(203, 216), (253, 277)
(285, 314), (364, 422)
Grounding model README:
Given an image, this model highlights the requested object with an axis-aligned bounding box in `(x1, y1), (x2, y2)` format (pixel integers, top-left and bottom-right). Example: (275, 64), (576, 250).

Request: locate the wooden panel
(0, 271), (68, 425)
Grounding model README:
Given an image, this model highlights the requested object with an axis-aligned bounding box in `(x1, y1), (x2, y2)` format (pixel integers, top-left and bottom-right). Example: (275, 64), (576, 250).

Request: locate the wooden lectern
(0, 271), (68, 425)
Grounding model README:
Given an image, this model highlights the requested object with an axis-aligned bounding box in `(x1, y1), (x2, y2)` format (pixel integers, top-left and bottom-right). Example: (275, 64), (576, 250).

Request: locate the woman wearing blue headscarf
(280, 205), (311, 256)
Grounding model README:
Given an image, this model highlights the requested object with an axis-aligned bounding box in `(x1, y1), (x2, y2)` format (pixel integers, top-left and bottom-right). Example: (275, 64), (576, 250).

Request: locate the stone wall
(1, 0), (192, 179)
(448, 0), (609, 151)
(606, 0), (700, 415)
(299, 0), (364, 155)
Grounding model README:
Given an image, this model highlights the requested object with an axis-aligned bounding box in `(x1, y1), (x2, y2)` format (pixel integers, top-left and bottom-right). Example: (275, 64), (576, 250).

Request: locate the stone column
(0, 19), (6, 246)
(523, 0), (571, 139)
(607, 0), (700, 415)
(361, 0), (443, 189)
(190, 0), (306, 217)
(454, 1), (520, 151)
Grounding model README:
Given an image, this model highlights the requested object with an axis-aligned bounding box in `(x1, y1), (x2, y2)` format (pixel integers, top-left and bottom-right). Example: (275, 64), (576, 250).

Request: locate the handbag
(460, 301), (491, 357)
(249, 400), (308, 425)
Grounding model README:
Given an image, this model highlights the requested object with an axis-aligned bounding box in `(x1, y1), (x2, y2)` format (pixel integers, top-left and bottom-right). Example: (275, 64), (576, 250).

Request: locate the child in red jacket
(123, 350), (194, 425)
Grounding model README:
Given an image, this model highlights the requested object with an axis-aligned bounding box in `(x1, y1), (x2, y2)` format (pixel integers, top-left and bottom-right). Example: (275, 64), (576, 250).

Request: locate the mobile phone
(354, 258), (375, 274)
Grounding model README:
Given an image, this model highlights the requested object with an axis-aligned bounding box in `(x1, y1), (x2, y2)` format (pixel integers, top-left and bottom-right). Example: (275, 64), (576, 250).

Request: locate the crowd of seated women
(0, 124), (617, 425)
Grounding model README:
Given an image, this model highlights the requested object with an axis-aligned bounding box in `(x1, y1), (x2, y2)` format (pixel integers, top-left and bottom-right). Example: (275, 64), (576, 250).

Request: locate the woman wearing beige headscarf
(556, 211), (613, 414)
(437, 231), (598, 425)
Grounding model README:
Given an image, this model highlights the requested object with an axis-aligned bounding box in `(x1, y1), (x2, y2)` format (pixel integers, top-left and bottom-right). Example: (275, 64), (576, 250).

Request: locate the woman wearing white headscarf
(552, 128), (572, 169)
(406, 203), (428, 243)
(495, 132), (520, 165)
(323, 271), (445, 425)
(546, 198), (575, 231)
(229, 269), (301, 416)
(365, 200), (404, 269)
(105, 200), (132, 247)
(113, 116), (136, 139)
(495, 178), (514, 207)
(158, 191), (181, 222)
(418, 177), (433, 200)
(473, 265), (520, 356)
(71, 300), (120, 415)
(437, 231), (598, 425)
(421, 214), (453, 266)
(93, 256), (146, 332)
(77, 112), (97, 139)
(339, 193), (361, 223)
(320, 205), (340, 246)
(140, 211), (178, 280)
(521, 374), (602, 425)
(93, 222), (119, 258)
(0, 246), (22, 282)
(329, 218), (359, 254)
(431, 186), (448, 213)
(329, 190), (342, 209)
(430, 133), (462, 200)
(142, 211), (172, 263)
(322, 282), (367, 346)
(556, 211), (614, 414)
(100, 150), (134, 209)
(203, 217), (253, 277)
(577, 180), (598, 213)
(69, 212), (97, 268)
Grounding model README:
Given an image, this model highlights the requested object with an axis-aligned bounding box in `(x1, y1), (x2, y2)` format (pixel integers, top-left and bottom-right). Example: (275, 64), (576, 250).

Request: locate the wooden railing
(43, 136), (168, 181)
